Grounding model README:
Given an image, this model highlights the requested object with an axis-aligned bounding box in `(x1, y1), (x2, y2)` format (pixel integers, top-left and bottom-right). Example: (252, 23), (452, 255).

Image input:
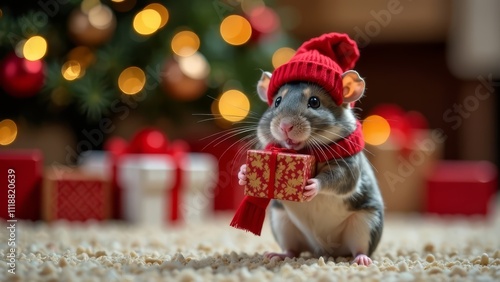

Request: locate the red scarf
(230, 121), (365, 235)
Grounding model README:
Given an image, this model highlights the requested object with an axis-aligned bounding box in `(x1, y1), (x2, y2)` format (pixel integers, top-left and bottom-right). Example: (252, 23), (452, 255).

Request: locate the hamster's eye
(275, 96), (282, 108)
(308, 96), (320, 109)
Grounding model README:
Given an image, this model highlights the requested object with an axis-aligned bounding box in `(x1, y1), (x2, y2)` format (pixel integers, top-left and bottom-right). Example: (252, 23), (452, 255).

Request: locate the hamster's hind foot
(353, 254), (372, 266)
(264, 250), (296, 260)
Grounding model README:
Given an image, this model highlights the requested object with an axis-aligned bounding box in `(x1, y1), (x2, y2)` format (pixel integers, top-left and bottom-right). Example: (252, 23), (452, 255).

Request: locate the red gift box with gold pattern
(43, 169), (111, 222)
(244, 149), (316, 202)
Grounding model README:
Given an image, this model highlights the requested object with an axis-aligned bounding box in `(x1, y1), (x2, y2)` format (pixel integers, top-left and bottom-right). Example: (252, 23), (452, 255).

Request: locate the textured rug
(1, 204), (500, 282)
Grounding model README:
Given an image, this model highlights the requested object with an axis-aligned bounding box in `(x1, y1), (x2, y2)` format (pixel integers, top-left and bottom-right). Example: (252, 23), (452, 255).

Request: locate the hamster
(238, 71), (384, 265)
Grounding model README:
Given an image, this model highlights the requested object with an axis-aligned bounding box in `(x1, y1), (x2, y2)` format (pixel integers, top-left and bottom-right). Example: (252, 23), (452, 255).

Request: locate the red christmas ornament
(128, 128), (169, 154)
(0, 53), (45, 98)
(104, 136), (129, 155)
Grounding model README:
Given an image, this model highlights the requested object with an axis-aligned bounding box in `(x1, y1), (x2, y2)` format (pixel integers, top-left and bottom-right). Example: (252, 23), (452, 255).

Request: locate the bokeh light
(0, 119), (18, 146)
(362, 115), (391, 146)
(145, 3), (169, 28)
(61, 60), (83, 81)
(22, 36), (47, 61)
(110, 0), (136, 13)
(220, 15), (252, 46)
(218, 90), (250, 122)
(133, 9), (161, 35)
(88, 4), (114, 30)
(178, 52), (210, 80)
(118, 66), (146, 95)
(171, 31), (200, 57)
(67, 46), (95, 69)
(248, 6), (279, 34)
(272, 47), (295, 69)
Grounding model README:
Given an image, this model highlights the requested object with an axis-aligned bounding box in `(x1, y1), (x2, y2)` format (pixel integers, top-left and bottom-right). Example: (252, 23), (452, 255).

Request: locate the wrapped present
(42, 169), (111, 221)
(366, 129), (443, 213)
(425, 161), (497, 216)
(244, 149), (316, 202)
(118, 152), (218, 226)
(0, 150), (43, 221)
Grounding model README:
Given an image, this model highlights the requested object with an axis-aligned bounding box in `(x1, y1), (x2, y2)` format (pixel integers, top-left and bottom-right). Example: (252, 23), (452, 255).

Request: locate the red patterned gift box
(43, 169), (111, 222)
(244, 149), (316, 202)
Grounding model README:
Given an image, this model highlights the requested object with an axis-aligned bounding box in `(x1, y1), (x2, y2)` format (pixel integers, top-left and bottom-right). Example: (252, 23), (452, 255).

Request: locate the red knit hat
(267, 33), (360, 106)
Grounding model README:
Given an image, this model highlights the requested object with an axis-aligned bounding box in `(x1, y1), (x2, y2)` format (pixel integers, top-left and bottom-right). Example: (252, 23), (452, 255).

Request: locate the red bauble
(128, 128), (169, 154)
(104, 136), (129, 155)
(0, 53), (45, 98)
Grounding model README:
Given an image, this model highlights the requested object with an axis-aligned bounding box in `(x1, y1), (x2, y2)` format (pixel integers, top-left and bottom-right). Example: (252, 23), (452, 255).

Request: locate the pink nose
(280, 121), (294, 133)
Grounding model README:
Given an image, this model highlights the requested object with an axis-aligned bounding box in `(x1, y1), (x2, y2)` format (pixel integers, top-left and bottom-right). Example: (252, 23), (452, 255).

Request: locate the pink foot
(264, 250), (296, 260)
(353, 254), (372, 266)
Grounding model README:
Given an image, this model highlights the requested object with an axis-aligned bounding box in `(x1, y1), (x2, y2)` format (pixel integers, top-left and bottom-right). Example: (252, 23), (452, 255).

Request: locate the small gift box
(244, 149), (316, 202)
(42, 169), (111, 222)
(117, 153), (218, 226)
(425, 161), (497, 216)
(0, 150), (43, 221)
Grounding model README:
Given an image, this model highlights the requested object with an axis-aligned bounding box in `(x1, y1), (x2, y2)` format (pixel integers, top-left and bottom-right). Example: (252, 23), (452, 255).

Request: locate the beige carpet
(2, 205), (500, 282)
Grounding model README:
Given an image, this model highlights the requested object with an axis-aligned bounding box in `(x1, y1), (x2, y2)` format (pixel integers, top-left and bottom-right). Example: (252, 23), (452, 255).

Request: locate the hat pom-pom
(297, 33), (360, 72)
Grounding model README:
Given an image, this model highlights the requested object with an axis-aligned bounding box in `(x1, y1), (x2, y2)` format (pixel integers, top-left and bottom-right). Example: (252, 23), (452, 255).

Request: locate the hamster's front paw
(238, 164), (248, 185)
(303, 178), (320, 201)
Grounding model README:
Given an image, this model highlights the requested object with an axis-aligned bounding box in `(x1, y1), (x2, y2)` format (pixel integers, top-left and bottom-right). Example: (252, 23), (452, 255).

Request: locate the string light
(22, 36), (48, 61)
(118, 66), (146, 95)
(88, 4), (114, 30)
(178, 52), (210, 80)
(218, 90), (250, 122)
(110, 0), (136, 12)
(220, 15), (252, 46)
(67, 46), (95, 69)
(362, 115), (391, 145)
(272, 47), (295, 69)
(133, 9), (161, 35)
(145, 3), (169, 28)
(0, 119), (18, 146)
(248, 6), (279, 34)
(171, 31), (200, 57)
(61, 60), (83, 81)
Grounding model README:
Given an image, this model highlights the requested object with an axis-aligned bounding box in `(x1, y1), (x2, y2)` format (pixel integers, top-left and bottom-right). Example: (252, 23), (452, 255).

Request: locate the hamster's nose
(280, 121), (294, 133)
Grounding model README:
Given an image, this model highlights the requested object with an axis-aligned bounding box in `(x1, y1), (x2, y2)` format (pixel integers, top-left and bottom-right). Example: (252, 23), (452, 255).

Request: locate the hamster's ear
(257, 71), (272, 103)
(342, 70), (365, 103)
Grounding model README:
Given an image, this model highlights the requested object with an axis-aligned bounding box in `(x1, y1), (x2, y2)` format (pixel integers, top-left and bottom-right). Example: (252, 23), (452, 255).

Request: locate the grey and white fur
(238, 71), (384, 265)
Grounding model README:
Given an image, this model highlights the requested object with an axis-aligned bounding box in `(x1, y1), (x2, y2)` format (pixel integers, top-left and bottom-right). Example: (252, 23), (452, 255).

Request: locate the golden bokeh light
(178, 52), (210, 80)
(133, 9), (161, 35)
(272, 47), (295, 69)
(218, 90), (250, 122)
(145, 3), (169, 28)
(362, 115), (391, 146)
(62, 60), (83, 81)
(171, 31), (200, 57)
(0, 119), (18, 146)
(118, 66), (146, 95)
(67, 46), (95, 69)
(220, 15), (252, 46)
(23, 36), (48, 61)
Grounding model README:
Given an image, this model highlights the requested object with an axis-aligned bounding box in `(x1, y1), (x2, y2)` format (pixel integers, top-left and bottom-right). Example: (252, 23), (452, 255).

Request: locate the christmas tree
(0, 0), (298, 148)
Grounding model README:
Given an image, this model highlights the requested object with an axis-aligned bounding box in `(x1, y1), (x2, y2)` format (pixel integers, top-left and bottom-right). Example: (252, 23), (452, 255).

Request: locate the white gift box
(79, 151), (219, 225)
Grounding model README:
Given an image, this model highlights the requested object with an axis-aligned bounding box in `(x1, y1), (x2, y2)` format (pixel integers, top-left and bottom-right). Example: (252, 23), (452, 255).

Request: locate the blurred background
(0, 0), (498, 222)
